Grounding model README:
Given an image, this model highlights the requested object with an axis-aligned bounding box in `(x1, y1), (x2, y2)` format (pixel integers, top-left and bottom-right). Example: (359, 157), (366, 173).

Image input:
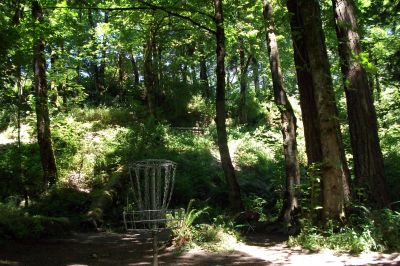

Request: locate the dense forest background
(0, 0), (399, 252)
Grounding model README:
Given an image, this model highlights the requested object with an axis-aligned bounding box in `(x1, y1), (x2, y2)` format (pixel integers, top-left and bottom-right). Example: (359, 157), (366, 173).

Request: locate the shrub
(0, 202), (70, 240)
(27, 186), (91, 227)
(288, 207), (400, 253)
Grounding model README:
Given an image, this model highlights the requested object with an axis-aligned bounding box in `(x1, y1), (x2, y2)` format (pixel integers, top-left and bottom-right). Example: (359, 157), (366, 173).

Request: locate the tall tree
(286, 0), (323, 168)
(199, 46), (210, 97)
(263, 0), (300, 226)
(143, 28), (158, 117)
(214, 0), (244, 212)
(130, 53), (140, 88)
(238, 38), (247, 124)
(288, 0), (349, 220)
(252, 57), (260, 98)
(332, 0), (390, 207)
(32, 0), (58, 188)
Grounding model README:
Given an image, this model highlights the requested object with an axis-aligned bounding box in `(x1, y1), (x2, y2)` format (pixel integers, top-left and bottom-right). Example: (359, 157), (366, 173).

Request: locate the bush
(27, 186), (91, 227)
(171, 201), (241, 251)
(288, 207), (400, 253)
(0, 202), (70, 240)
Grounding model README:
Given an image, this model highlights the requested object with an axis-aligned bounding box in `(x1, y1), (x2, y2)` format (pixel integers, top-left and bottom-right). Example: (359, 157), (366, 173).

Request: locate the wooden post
(152, 231), (158, 266)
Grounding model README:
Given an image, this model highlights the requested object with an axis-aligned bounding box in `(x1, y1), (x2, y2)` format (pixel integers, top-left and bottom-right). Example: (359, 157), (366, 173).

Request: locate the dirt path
(0, 232), (399, 265)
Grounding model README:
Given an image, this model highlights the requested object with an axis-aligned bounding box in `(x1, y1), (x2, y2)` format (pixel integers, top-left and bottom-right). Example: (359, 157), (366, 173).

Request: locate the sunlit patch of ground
(0, 124), (33, 145)
(232, 241), (400, 265)
(1, 232), (399, 265)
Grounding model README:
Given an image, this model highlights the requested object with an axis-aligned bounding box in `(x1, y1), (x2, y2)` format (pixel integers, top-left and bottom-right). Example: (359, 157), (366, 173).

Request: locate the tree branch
(138, 0), (216, 35)
(42, 2), (216, 35)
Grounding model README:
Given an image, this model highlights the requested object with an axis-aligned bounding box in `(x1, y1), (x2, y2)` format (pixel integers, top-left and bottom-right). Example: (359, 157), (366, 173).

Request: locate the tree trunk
(157, 46), (164, 92)
(263, 0), (301, 227)
(252, 57), (260, 98)
(12, 0), (22, 25)
(238, 38), (248, 124)
(214, 0), (244, 212)
(332, 0), (389, 207)
(88, 10), (101, 99)
(144, 32), (157, 117)
(32, 0), (57, 189)
(297, 0), (348, 220)
(200, 46), (210, 97)
(118, 52), (124, 85)
(49, 46), (59, 106)
(286, 0), (322, 167)
(130, 53), (140, 88)
(286, 0), (323, 211)
(97, 12), (108, 100)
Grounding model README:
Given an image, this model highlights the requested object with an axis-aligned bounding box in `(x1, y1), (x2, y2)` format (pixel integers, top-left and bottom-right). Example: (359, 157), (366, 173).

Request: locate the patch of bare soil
(0, 232), (399, 265)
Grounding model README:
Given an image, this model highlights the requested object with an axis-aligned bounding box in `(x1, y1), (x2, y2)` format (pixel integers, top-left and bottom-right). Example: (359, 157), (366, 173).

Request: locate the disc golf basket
(123, 159), (183, 266)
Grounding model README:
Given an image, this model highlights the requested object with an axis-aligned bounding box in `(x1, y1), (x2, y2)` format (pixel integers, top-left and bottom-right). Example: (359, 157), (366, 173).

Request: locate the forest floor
(1, 231), (400, 265)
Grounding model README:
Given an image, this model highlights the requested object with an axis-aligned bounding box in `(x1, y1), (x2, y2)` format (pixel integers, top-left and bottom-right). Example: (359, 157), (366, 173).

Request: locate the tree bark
(252, 57), (260, 98)
(238, 38), (248, 124)
(32, 0), (57, 189)
(214, 0), (244, 212)
(287, 0), (324, 211)
(98, 12), (108, 99)
(199, 50), (210, 97)
(286, 0), (322, 167)
(130, 53), (140, 88)
(332, 0), (389, 207)
(297, 0), (348, 220)
(263, 0), (301, 226)
(144, 31), (157, 117)
(118, 52), (124, 85)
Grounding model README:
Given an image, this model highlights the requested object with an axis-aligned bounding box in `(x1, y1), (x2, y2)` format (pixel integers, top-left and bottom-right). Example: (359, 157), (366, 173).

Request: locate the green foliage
(72, 107), (134, 127)
(243, 194), (267, 221)
(0, 201), (70, 240)
(171, 201), (240, 251)
(0, 143), (43, 199)
(171, 199), (210, 247)
(289, 207), (400, 253)
(27, 186), (91, 226)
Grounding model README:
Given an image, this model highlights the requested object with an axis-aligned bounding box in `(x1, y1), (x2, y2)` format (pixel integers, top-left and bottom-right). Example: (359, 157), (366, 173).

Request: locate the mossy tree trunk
(263, 0), (301, 227)
(32, 0), (58, 189)
(298, 0), (349, 221)
(214, 0), (244, 212)
(333, 0), (390, 207)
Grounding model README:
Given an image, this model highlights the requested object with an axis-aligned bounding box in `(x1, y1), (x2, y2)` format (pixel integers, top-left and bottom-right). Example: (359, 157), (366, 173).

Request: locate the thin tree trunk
(144, 32), (157, 117)
(130, 53), (140, 88)
(157, 46), (164, 92)
(332, 0), (389, 207)
(49, 46), (59, 106)
(12, 6), (28, 204)
(88, 10), (101, 99)
(238, 38), (247, 124)
(117, 52), (124, 102)
(263, 0), (301, 227)
(12, 0), (22, 25)
(97, 12), (108, 100)
(32, 0), (57, 189)
(252, 57), (260, 98)
(118, 52), (124, 85)
(214, 0), (244, 212)
(199, 46), (210, 97)
(298, 0), (348, 220)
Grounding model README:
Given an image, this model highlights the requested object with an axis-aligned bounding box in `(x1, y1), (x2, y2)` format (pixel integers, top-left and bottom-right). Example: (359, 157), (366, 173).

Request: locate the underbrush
(288, 207), (400, 253)
(0, 186), (93, 241)
(0, 201), (71, 241)
(171, 200), (241, 252)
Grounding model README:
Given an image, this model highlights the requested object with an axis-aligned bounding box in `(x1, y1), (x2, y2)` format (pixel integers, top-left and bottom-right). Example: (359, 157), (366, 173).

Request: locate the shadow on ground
(1, 232), (399, 265)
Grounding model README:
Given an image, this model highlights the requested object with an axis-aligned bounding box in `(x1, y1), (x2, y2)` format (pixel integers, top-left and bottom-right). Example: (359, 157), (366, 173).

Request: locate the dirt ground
(0, 232), (399, 265)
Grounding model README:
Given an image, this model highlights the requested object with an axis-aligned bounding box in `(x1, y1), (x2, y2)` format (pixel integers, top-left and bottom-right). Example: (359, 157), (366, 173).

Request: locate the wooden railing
(171, 127), (206, 135)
